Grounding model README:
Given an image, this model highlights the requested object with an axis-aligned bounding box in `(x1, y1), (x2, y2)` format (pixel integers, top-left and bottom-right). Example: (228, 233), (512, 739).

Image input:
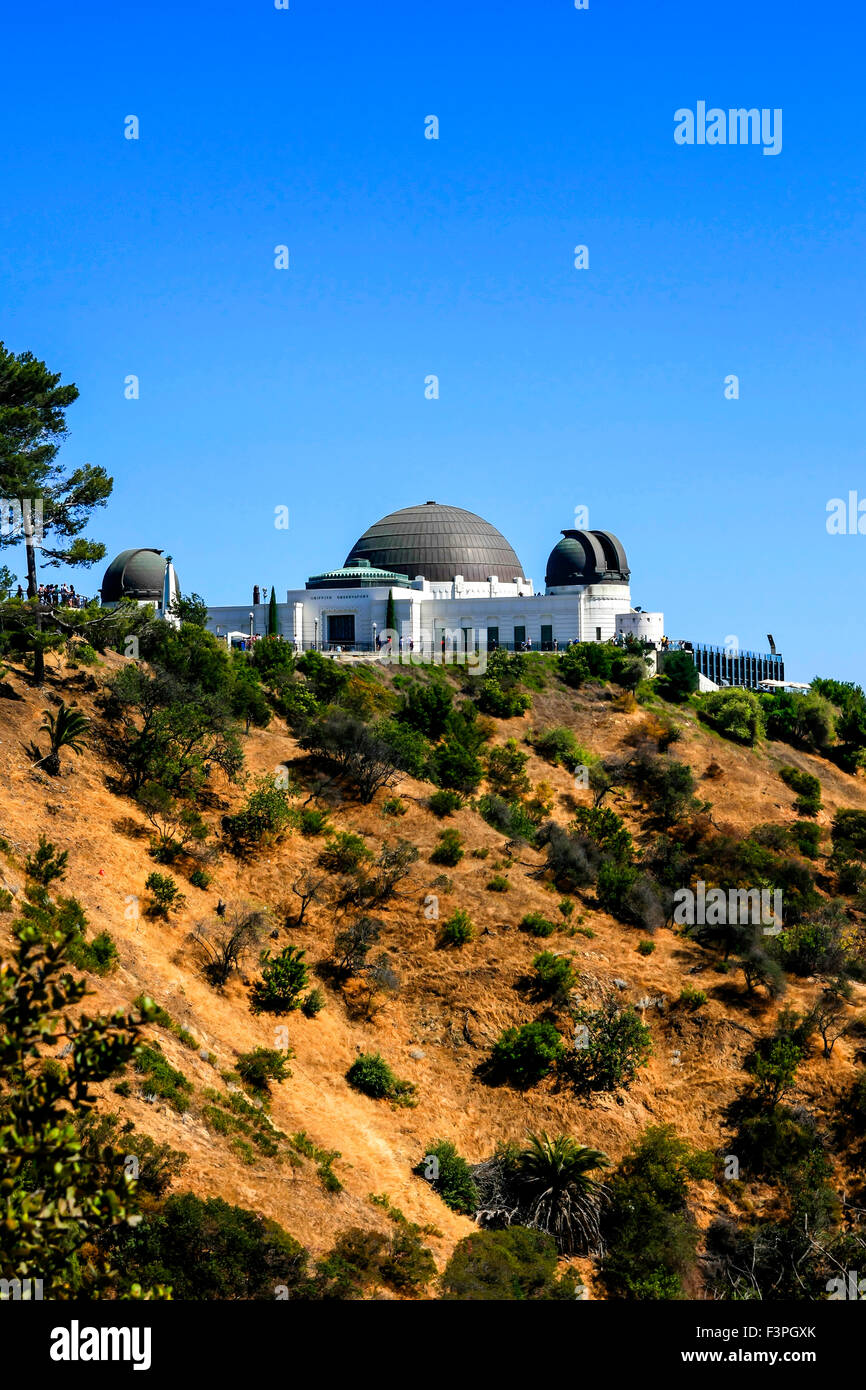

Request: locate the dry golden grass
(1, 650), (864, 1289)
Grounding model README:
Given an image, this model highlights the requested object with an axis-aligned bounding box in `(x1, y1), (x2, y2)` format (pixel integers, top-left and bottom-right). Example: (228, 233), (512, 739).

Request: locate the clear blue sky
(2, 0), (864, 683)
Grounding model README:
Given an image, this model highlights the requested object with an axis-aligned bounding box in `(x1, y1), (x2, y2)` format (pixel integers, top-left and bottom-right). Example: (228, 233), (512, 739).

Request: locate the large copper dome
(344, 501), (525, 584)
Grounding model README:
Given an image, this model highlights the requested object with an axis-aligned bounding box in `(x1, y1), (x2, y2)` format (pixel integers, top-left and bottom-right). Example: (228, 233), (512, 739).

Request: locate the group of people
(15, 582), (89, 608)
(373, 634), (416, 653)
(658, 635), (691, 652)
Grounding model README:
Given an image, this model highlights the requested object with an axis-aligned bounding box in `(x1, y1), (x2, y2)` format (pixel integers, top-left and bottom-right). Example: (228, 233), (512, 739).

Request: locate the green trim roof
(305, 560), (413, 590)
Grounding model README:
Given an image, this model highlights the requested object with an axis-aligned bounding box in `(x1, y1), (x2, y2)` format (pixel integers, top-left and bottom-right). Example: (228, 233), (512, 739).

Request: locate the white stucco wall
(206, 580), (646, 651)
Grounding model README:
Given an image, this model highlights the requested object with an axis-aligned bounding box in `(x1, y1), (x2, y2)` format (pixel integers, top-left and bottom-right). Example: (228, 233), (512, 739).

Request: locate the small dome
(305, 560), (414, 590)
(101, 549), (175, 605)
(345, 501), (525, 584)
(545, 530), (629, 590)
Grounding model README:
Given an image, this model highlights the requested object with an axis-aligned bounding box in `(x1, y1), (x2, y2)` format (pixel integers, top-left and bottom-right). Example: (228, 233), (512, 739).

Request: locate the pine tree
(268, 586), (279, 636)
(385, 588), (396, 635)
(0, 342), (112, 598)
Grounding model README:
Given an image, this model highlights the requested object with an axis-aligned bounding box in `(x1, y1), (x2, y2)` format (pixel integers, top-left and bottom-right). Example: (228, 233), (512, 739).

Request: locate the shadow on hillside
(708, 979), (775, 1017)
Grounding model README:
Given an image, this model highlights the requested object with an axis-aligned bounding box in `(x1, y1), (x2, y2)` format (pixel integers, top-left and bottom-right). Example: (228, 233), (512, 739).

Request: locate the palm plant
(31, 701), (89, 775)
(516, 1132), (610, 1255)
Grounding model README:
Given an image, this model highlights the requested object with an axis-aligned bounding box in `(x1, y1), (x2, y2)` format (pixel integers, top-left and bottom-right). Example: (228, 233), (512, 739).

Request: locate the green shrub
(346, 1051), (416, 1105)
(697, 689), (762, 745)
(837, 860), (866, 895)
(733, 1108), (820, 1178)
(774, 909), (847, 977)
(237, 1046), (292, 1096)
(420, 1139), (478, 1215)
(301, 987), (326, 1018)
(831, 808), (866, 860)
(250, 945), (310, 1014)
(70, 641), (100, 666)
(318, 831), (373, 874)
(316, 1223), (433, 1296)
(189, 867), (211, 890)
(134, 1043), (193, 1113)
(378, 1225), (437, 1291)
(790, 821), (822, 859)
(66, 929), (118, 976)
(572, 806), (632, 860)
(144, 871), (185, 919)
(600, 1125), (713, 1299)
(440, 908), (473, 947)
(558, 897), (574, 919)
(476, 679), (531, 719)
(628, 753), (696, 823)
(0, 888), (13, 912)
(25, 836), (68, 886)
(430, 828), (464, 866)
(397, 679), (453, 739)
(486, 874), (509, 893)
(484, 740), (531, 802)
(432, 737), (484, 795)
(596, 859), (639, 916)
(532, 951), (576, 999)
(762, 690), (836, 752)
(299, 808), (330, 836)
(637, 939), (655, 956)
(223, 778), (297, 855)
(655, 650), (699, 703)
(520, 911), (556, 938)
(532, 726), (589, 771)
(678, 986), (707, 1010)
(382, 797), (407, 818)
(441, 1227), (560, 1300)
(750, 823), (791, 851)
(779, 766), (821, 817)
(428, 789), (463, 818)
(488, 1021), (565, 1087)
(114, 1192), (311, 1299)
(568, 996), (652, 1093)
(476, 793), (538, 845)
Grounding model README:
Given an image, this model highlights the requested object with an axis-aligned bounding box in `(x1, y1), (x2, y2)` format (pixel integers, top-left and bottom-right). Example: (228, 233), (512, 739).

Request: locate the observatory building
(204, 501), (663, 653)
(100, 548), (180, 617)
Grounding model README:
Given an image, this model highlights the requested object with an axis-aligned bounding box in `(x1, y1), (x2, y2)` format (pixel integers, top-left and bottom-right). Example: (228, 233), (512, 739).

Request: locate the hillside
(2, 635), (865, 1300)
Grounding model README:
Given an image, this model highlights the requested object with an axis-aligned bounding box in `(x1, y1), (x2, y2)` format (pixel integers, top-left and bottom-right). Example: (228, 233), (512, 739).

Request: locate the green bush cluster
(346, 1052), (417, 1105)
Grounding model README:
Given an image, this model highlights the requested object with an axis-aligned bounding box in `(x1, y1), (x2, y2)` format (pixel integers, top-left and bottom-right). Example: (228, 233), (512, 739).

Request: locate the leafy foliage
(420, 1139), (479, 1215)
(0, 919), (162, 1298)
(346, 1052), (416, 1105)
(567, 994), (652, 1093)
(487, 1021), (565, 1088)
(250, 946), (311, 1014)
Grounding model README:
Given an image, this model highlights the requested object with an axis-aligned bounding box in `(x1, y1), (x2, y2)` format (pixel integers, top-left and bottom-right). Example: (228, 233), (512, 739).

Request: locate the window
(595, 626), (602, 641)
(327, 613), (355, 644)
(540, 624), (553, 650)
(487, 626), (499, 649)
(513, 625), (526, 649)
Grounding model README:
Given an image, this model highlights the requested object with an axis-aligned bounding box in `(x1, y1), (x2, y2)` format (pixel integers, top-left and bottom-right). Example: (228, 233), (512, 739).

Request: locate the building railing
(663, 642), (785, 690)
